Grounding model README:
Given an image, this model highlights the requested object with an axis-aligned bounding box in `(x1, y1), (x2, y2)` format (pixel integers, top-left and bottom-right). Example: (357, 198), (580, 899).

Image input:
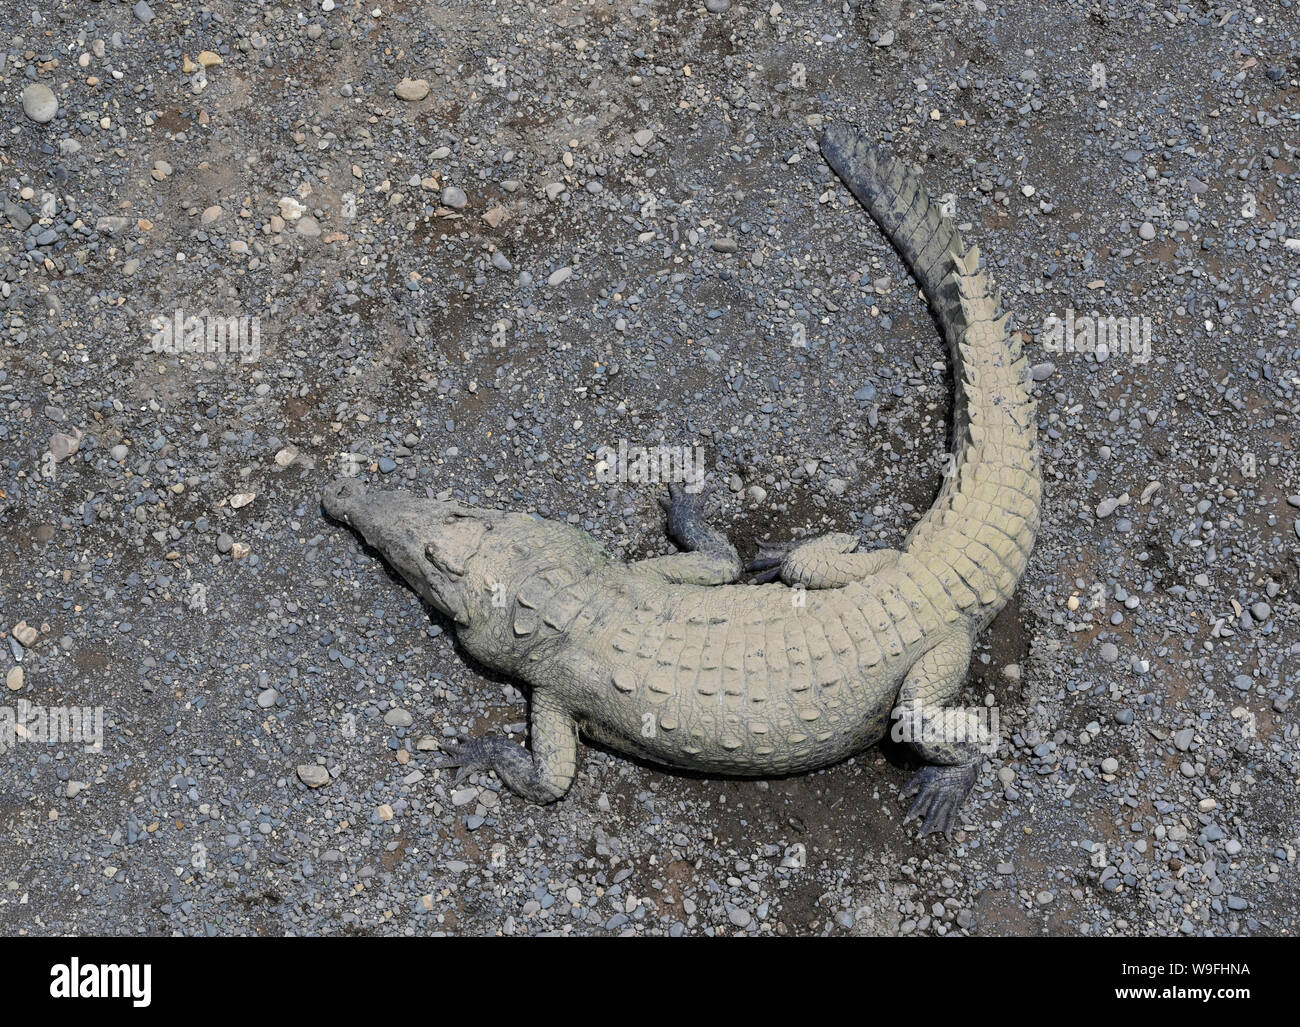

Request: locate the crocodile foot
(433, 737), (566, 803)
(747, 534), (872, 585)
(745, 539), (798, 583)
(658, 482), (719, 551)
(901, 761), (981, 838)
(431, 737), (497, 782)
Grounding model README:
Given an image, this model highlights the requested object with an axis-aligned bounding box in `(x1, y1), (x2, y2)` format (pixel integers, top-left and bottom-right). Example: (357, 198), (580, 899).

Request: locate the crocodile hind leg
(633, 483), (741, 585)
(891, 629), (990, 837)
(748, 532), (900, 587)
(434, 699), (578, 803)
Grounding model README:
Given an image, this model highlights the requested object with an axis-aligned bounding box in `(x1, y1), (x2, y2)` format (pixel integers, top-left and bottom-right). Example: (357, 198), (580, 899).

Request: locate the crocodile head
(321, 479), (519, 627)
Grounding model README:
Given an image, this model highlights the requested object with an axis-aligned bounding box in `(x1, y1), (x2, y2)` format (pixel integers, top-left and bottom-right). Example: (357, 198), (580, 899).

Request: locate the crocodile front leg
(891, 629), (989, 837)
(633, 483), (741, 585)
(748, 532), (900, 587)
(434, 699), (578, 803)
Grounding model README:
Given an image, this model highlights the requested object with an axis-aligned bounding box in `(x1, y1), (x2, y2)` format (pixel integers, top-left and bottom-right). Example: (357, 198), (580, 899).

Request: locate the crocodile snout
(321, 478), (368, 522)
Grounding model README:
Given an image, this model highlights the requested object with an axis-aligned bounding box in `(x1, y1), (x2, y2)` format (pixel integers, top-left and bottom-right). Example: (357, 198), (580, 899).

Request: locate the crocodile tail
(820, 125), (1040, 627)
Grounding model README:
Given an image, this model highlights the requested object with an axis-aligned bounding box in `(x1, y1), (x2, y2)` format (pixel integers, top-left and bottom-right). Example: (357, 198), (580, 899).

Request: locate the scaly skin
(321, 126), (1041, 836)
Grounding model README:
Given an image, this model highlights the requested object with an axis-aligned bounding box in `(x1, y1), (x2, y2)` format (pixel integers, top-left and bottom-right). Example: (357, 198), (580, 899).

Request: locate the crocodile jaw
(321, 479), (487, 625)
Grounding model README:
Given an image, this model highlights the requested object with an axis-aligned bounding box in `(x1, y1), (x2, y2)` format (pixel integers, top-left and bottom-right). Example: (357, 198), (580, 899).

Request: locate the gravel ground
(1, 0), (1297, 937)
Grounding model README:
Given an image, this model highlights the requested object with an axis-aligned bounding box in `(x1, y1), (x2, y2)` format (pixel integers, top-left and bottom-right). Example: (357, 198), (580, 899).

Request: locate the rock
(12, 623), (38, 648)
(547, 266), (573, 287)
(633, 129), (655, 147)
(441, 185), (467, 209)
(1138, 222), (1155, 241)
(704, 0), (731, 10)
(278, 196), (306, 222)
(5, 667), (23, 691)
(297, 764), (330, 788)
(712, 237), (738, 253)
(21, 83), (58, 124)
(482, 206), (507, 228)
(49, 430), (83, 462)
(229, 492), (256, 509)
(133, 1), (153, 23)
(95, 215), (131, 236)
(5, 203), (32, 231)
(201, 205), (223, 225)
(1099, 642), (1119, 663)
(1101, 757), (1119, 774)
(383, 708), (413, 727)
(394, 78), (430, 102)
(257, 688), (278, 708)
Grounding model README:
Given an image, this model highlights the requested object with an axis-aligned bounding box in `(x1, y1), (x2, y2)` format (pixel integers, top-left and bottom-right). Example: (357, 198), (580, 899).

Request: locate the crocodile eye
(424, 543), (466, 577)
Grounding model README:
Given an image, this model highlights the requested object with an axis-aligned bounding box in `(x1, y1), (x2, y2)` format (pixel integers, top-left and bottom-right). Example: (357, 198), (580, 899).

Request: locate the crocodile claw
(901, 761), (980, 838)
(660, 482), (717, 548)
(432, 739), (494, 784)
(746, 539), (797, 583)
(658, 481), (712, 514)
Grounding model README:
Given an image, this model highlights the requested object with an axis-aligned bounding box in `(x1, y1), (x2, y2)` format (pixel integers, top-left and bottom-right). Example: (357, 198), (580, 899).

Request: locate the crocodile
(321, 125), (1041, 836)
